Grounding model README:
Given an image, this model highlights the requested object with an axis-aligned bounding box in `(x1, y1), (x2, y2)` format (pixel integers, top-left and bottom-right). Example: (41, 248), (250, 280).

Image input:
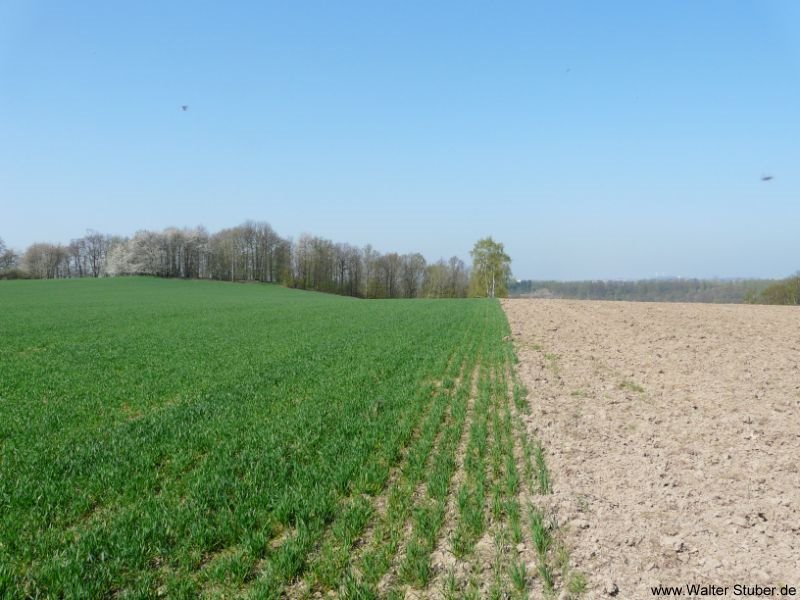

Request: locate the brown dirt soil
(502, 299), (800, 599)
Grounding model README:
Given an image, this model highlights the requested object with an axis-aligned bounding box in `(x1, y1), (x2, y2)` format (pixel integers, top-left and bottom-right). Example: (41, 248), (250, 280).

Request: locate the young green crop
(0, 278), (490, 597)
(0, 277), (574, 598)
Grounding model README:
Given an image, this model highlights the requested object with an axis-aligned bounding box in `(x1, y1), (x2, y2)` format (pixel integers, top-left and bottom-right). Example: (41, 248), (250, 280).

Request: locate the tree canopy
(0, 225), (472, 299)
(469, 237), (512, 298)
(752, 274), (800, 305)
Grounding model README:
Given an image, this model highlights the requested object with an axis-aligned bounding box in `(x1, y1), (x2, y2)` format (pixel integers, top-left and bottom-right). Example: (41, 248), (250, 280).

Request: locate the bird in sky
(761, 174), (773, 181)
(181, 105), (189, 112)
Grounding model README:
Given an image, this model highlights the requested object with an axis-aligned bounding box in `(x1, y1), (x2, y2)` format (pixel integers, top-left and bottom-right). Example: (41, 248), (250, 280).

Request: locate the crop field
(503, 299), (800, 598)
(0, 278), (572, 599)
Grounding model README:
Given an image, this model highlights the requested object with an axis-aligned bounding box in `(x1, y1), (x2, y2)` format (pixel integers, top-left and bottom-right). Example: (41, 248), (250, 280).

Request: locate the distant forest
(0, 223), (471, 299)
(509, 278), (782, 304)
(2, 226), (796, 305)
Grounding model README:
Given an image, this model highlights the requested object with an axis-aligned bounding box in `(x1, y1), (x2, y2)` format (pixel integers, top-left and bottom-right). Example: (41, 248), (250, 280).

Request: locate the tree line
(509, 277), (779, 304)
(0, 226), (515, 300)
(748, 274), (800, 305)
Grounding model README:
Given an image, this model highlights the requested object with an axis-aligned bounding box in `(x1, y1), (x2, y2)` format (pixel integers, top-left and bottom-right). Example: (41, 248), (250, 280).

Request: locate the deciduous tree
(0, 237), (19, 272)
(469, 237), (511, 298)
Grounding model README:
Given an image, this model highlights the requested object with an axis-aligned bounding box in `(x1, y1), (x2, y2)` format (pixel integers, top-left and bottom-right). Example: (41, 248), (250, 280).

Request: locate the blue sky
(1, 1), (799, 279)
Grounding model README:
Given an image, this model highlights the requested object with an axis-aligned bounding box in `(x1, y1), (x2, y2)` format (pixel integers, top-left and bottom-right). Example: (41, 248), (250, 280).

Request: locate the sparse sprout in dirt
(543, 352), (561, 376)
(535, 444), (552, 494)
(568, 571), (588, 596)
(539, 562), (555, 594)
(463, 583), (481, 600)
(556, 544), (571, 576)
(530, 509), (552, 559)
(618, 379), (645, 393)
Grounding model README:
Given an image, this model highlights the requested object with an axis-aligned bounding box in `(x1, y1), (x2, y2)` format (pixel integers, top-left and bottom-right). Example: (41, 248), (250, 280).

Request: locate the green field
(0, 278), (568, 599)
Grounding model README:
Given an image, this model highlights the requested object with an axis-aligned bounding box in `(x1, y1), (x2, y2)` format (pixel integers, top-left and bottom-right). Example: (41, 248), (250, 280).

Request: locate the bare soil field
(502, 299), (800, 599)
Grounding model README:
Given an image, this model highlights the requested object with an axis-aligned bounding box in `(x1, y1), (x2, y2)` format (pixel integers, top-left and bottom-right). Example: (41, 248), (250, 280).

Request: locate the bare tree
(8, 224), (470, 300)
(400, 253), (426, 298)
(423, 259), (448, 298)
(67, 239), (86, 277)
(447, 256), (469, 297)
(83, 230), (110, 277)
(23, 243), (69, 279)
(362, 244), (378, 298)
(377, 253), (402, 298)
(292, 233), (313, 288)
(0, 238), (19, 272)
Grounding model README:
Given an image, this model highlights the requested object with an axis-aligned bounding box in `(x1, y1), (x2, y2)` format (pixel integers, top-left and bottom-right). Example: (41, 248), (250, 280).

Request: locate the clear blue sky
(2, 1), (799, 279)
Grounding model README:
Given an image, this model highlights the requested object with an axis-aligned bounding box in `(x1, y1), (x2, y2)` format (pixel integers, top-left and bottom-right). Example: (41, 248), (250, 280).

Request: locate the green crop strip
(0, 278), (492, 598)
(392, 338), (479, 590)
(334, 323), (484, 596)
(0, 277), (573, 598)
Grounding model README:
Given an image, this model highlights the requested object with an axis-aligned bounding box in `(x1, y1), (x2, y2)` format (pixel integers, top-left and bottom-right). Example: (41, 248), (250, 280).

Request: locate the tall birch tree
(469, 237), (511, 298)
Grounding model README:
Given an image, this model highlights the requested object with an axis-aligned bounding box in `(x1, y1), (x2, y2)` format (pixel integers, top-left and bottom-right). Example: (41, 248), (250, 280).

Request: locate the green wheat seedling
(568, 570), (588, 596)
(529, 507), (555, 594)
(443, 568), (459, 600)
(509, 560), (528, 595)
(535, 444), (552, 495)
